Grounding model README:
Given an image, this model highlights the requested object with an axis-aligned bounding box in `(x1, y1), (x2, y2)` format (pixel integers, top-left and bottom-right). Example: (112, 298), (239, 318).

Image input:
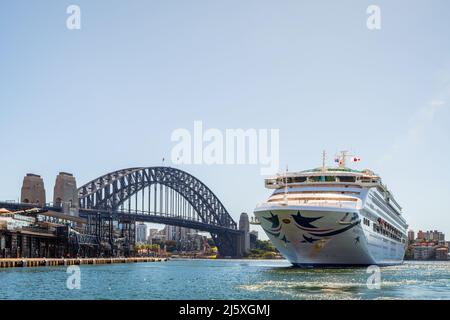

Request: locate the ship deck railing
(257, 200), (360, 209)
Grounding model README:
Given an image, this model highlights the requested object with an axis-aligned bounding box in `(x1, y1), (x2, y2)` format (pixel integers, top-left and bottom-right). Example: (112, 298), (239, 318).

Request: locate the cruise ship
(254, 152), (408, 266)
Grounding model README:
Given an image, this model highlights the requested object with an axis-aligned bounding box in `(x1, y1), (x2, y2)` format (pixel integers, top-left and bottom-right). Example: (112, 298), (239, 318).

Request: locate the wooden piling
(0, 257), (166, 269)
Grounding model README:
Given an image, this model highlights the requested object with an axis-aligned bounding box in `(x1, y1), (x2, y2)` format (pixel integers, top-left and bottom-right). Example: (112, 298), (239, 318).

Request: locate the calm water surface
(0, 259), (449, 300)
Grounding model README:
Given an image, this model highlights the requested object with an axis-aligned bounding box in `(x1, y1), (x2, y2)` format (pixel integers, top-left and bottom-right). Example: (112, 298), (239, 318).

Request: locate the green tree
(254, 240), (276, 252)
(165, 240), (177, 252)
(262, 252), (276, 259)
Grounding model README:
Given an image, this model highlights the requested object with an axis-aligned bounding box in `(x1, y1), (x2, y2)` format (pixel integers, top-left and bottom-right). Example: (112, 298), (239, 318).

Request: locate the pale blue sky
(1, 1), (449, 239)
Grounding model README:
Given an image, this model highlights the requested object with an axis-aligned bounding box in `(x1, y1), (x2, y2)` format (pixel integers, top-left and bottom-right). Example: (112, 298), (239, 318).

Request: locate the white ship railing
(256, 200), (360, 209)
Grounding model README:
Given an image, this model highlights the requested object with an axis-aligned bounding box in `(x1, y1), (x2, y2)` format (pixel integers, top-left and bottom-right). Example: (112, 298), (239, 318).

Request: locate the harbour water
(0, 259), (449, 300)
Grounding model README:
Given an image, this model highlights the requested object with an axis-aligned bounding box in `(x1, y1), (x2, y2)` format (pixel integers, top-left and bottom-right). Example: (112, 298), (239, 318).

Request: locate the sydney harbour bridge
(1, 167), (247, 258)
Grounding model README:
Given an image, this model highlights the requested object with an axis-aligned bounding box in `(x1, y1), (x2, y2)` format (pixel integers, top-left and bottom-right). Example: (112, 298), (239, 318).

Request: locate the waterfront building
(438, 232), (445, 245)
(426, 230), (435, 241)
(153, 229), (167, 242)
(164, 225), (195, 242)
(147, 228), (159, 244)
(0, 208), (76, 258)
(136, 223), (148, 243)
(408, 230), (415, 243)
(158, 226), (206, 252)
(417, 230), (426, 241)
(427, 230), (444, 242)
(181, 232), (204, 252)
(419, 230), (446, 245)
(0, 211), (36, 231)
(164, 225), (177, 241)
(435, 247), (449, 261)
(413, 244), (436, 260)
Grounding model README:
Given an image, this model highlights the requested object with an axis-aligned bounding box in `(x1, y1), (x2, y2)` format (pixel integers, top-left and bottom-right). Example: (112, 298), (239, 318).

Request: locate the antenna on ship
(283, 165), (289, 205)
(335, 150), (361, 168)
(322, 150), (327, 172)
(339, 150), (348, 168)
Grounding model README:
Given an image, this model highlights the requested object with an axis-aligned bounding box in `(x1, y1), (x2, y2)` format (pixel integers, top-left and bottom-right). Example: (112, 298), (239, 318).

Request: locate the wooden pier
(0, 257), (167, 268)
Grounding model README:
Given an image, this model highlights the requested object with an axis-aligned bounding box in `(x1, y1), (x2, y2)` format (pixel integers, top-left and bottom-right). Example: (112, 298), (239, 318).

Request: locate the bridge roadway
(78, 208), (243, 235)
(0, 202), (242, 236)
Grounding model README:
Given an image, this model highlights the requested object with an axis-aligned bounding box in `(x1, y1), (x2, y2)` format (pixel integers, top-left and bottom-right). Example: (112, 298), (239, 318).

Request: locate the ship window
(307, 176), (336, 182)
(292, 177), (307, 183)
(338, 176), (356, 183)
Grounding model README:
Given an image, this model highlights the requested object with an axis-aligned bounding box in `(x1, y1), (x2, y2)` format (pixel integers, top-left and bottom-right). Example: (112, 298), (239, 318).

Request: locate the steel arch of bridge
(77, 167), (242, 256)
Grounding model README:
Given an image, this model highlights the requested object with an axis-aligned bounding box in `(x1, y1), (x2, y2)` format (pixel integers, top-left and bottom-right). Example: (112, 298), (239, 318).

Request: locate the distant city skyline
(1, 1), (450, 239)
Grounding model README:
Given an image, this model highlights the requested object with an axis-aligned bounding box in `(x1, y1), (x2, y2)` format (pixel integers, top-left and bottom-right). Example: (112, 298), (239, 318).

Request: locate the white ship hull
(255, 204), (406, 266)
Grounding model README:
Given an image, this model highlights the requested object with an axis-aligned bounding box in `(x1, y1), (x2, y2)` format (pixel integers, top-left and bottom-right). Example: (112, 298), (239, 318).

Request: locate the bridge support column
(240, 231), (250, 255)
(11, 234), (18, 258)
(0, 234), (5, 258)
(21, 174), (46, 206)
(53, 172), (79, 216)
(214, 232), (248, 258)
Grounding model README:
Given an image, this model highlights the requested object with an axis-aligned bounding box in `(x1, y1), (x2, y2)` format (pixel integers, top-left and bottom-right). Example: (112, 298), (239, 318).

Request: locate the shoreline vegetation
(166, 239), (283, 260)
(134, 239), (283, 260)
(245, 239), (282, 259)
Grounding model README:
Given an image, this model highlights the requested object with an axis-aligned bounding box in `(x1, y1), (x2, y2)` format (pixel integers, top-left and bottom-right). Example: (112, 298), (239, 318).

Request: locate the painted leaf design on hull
(263, 212), (281, 230)
(291, 211), (323, 229)
(302, 235), (321, 243)
(308, 220), (361, 237)
(261, 228), (281, 238)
